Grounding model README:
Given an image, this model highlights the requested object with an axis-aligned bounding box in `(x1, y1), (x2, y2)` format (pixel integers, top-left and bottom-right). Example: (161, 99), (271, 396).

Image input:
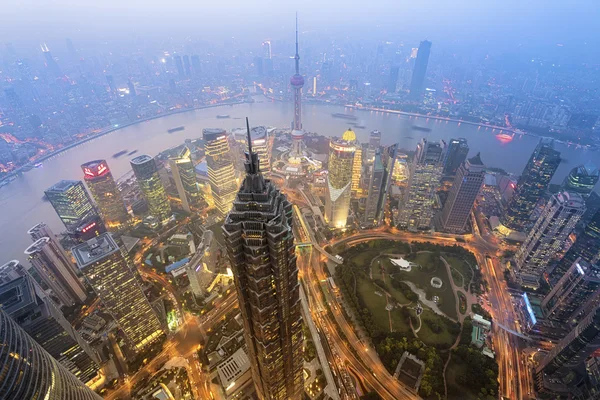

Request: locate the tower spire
(294, 12), (300, 75)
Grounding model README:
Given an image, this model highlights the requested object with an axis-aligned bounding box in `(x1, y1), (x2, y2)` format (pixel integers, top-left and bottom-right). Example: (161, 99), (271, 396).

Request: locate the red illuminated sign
(83, 162), (109, 178)
(81, 222), (97, 233)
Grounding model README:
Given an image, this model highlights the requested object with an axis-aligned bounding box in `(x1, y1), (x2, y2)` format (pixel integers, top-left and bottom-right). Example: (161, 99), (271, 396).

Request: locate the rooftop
(217, 347), (251, 389)
(342, 128), (356, 142)
(72, 233), (120, 269)
(24, 237), (50, 255)
(130, 154), (153, 165)
(46, 180), (80, 193)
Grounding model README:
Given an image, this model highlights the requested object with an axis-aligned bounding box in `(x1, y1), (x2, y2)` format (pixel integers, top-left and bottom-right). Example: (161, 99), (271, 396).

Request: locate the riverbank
(0, 100), (246, 185)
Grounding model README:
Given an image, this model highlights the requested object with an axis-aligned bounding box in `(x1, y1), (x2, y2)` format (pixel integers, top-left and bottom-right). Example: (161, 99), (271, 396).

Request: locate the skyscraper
(515, 191), (586, 288)
(169, 146), (201, 213)
(501, 140), (561, 232)
(289, 15), (306, 160)
(81, 160), (129, 230)
(364, 144), (397, 227)
(325, 129), (357, 228)
(550, 209), (600, 284)
(203, 128), (238, 216)
(439, 153), (485, 233)
(0, 268), (99, 384)
(562, 162), (599, 198)
(173, 54), (184, 76)
(388, 66), (399, 93)
(237, 126), (273, 174)
(0, 308), (103, 400)
(130, 155), (172, 223)
(222, 121), (303, 400)
(40, 43), (62, 78)
(409, 40), (432, 99)
(351, 143), (363, 194)
(398, 138), (444, 231)
(366, 130), (382, 164)
(542, 259), (600, 324)
(443, 138), (469, 176)
(73, 233), (163, 352)
(183, 55), (191, 76)
(45, 180), (99, 232)
(262, 40), (272, 59)
(24, 237), (87, 306)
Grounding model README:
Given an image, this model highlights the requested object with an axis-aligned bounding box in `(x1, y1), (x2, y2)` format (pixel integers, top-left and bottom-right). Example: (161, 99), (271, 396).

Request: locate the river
(1, 99), (598, 264)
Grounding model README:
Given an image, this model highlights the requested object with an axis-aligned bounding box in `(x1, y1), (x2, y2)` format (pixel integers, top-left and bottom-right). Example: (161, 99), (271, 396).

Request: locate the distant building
(0, 307), (102, 400)
(409, 40), (432, 99)
(443, 138), (469, 176)
(562, 162), (599, 199)
(173, 55), (184, 77)
(203, 128), (237, 216)
(45, 180), (100, 232)
(388, 66), (400, 93)
(439, 153), (485, 233)
(364, 144), (397, 227)
(169, 146), (201, 213)
(183, 55), (191, 76)
(81, 160), (129, 230)
(325, 129), (357, 228)
(24, 237), (87, 306)
(501, 140), (561, 232)
(73, 233), (164, 352)
(515, 191), (585, 288)
(131, 155), (172, 223)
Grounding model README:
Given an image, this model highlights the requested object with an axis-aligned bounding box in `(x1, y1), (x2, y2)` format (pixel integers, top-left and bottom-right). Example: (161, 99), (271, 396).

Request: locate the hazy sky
(2, 0), (598, 58)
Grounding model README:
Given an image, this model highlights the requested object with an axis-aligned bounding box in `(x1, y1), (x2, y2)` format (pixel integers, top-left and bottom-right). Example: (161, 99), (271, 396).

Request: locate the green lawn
(356, 278), (390, 332)
(389, 307), (413, 335)
(445, 357), (478, 399)
(444, 255), (474, 291)
(450, 268), (464, 288)
(417, 310), (459, 349)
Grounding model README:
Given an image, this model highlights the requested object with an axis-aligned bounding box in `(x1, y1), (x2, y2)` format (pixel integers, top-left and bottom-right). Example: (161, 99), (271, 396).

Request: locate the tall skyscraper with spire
(289, 14), (305, 160)
(223, 119), (303, 400)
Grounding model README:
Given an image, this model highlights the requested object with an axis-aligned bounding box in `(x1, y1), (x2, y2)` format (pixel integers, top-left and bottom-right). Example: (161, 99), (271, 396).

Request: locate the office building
(550, 209), (600, 283)
(289, 16), (306, 160)
(352, 144), (363, 194)
(325, 129), (357, 228)
(388, 66), (399, 93)
(0, 270), (99, 384)
(0, 308), (103, 400)
(562, 162), (599, 199)
(515, 191), (585, 288)
(130, 155), (172, 223)
(187, 230), (217, 298)
(235, 126), (274, 174)
(222, 128), (303, 400)
(81, 160), (129, 229)
(409, 40), (432, 99)
(45, 180), (99, 232)
(443, 138), (469, 176)
(73, 233), (163, 352)
(398, 138), (444, 231)
(535, 304), (600, 396)
(364, 144), (397, 227)
(366, 130), (382, 164)
(203, 128), (238, 215)
(169, 146), (201, 213)
(542, 259), (600, 324)
(501, 140), (561, 232)
(24, 237), (87, 306)
(439, 153), (485, 233)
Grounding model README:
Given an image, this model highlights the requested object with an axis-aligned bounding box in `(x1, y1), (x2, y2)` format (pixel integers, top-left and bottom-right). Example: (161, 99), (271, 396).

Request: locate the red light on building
(82, 161), (109, 178)
(81, 222), (97, 233)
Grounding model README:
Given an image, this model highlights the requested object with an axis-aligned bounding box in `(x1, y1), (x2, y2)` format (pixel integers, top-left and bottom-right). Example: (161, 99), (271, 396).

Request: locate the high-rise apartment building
(45, 180), (99, 231)
(409, 40), (432, 99)
(562, 162), (599, 199)
(443, 138), (469, 176)
(203, 128), (238, 216)
(542, 259), (600, 324)
(81, 160), (129, 229)
(169, 146), (201, 213)
(73, 233), (163, 352)
(439, 153), (485, 233)
(130, 155), (172, 223)
(222, 125), (303, 400)
(501, 140), (561, 231)
(550, 209), (600, 284)
(515, 191), (586, 288)
(398, 138), (444, 231)
(0, 269), (99, 384)
(364, 144), (397, 227)
(0, 307), (103, 400)
(24, 237), (87, 306)
(325, 129), (357, 228)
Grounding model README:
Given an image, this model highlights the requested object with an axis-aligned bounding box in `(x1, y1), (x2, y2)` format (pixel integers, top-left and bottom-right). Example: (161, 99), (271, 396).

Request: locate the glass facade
(325, 131), (356, 228)
(203, 128), (238, 216)
(562, 162), (599, 199)
(130, 155), (172, 223)
(169, 146), (201, 213)
(443, 137), (469, 176)
(45, 180), (98, 231)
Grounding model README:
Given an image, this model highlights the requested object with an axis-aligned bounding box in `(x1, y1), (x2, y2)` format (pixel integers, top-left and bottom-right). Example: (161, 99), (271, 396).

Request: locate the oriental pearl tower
(289, 14), (305, 161)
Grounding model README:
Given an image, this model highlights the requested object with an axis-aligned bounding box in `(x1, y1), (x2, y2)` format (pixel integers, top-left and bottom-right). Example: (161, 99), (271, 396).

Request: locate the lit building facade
(45, 180), (99, 232)
(325, 130), (357, 228)
(398, 138), (444, 231)
(203, 128), (238, 215)
(501, 140), (561, 232)
(439, 153), (485, 233)
(562, 162), (599, 199)
(443, 138), (469, 176)
(364, 144), (397, 227)
(130, 155), (172, 223)
(24, 237), (87, 306)
(222, 131), (303, 400)
(0, 307), (103, 400)
(351, 145), (363, 195)
(169, 146), (201, 213)
(0, 269), (99, 384)
(73, 233), (163, 352)
(235, 126), (274, 174)
(81, 160), (129, 230)
(515, 191), (586, 288)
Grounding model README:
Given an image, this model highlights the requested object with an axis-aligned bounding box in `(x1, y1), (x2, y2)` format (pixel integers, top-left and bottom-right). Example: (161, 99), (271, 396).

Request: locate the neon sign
(81, 222), (97, 233)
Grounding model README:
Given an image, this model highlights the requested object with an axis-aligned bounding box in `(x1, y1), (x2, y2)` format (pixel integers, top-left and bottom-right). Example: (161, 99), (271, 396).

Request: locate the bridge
(495, 321), (535, 342)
